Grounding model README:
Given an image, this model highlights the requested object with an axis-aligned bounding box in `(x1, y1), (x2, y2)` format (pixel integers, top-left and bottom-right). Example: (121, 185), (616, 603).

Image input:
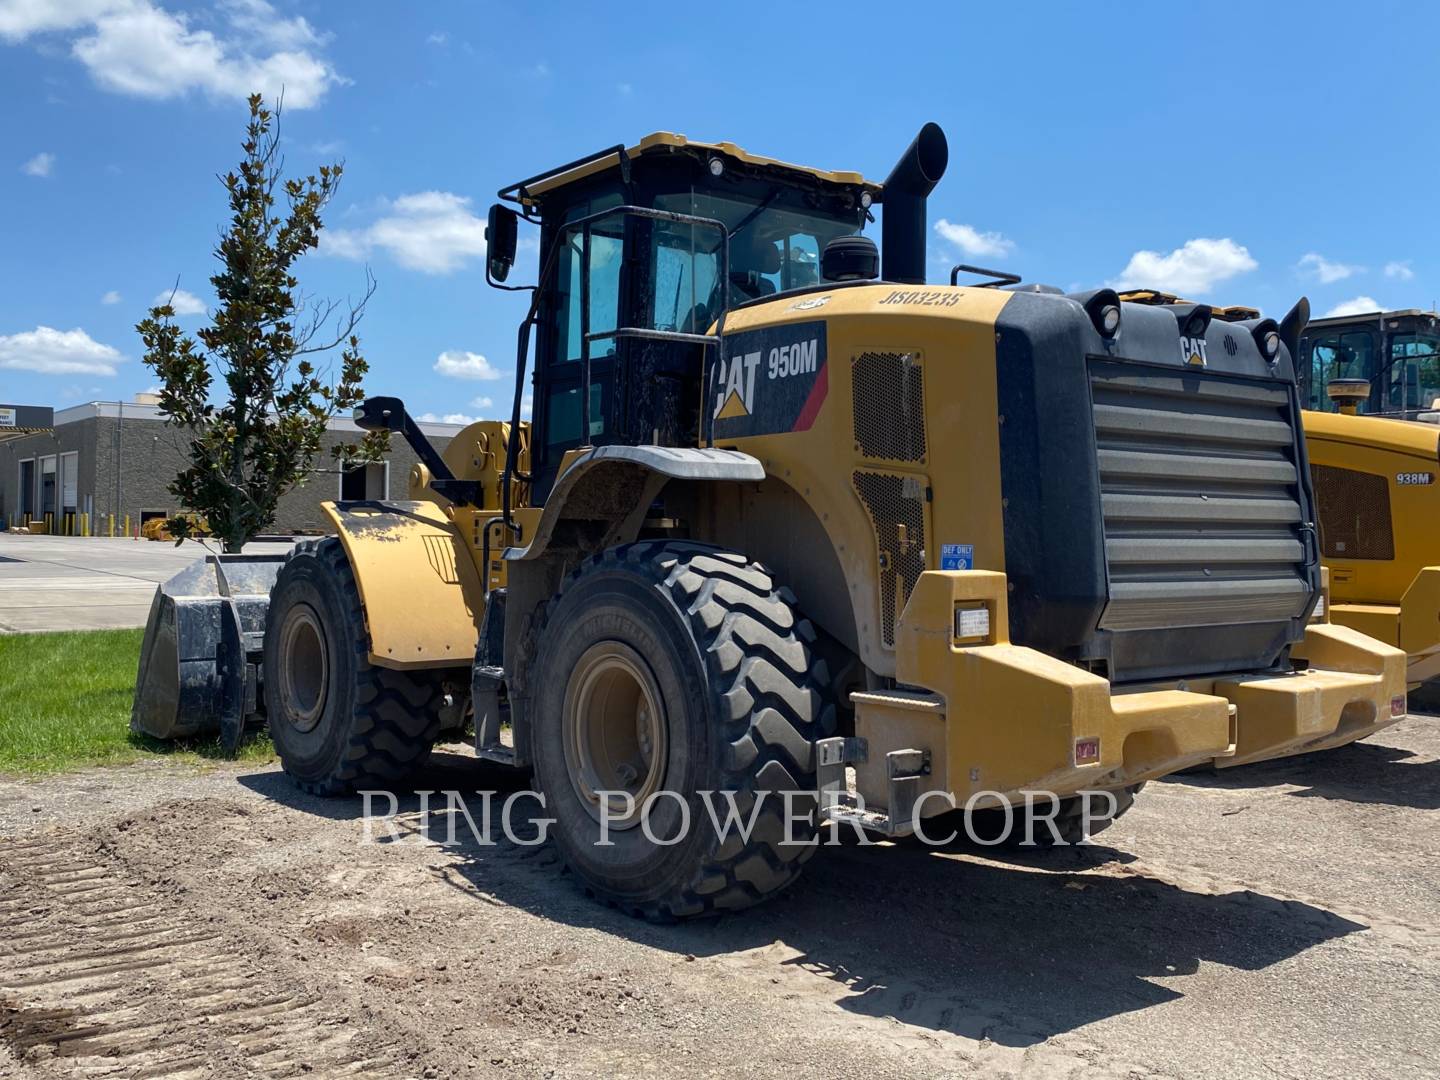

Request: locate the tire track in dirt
(0, 834), (397, 1078)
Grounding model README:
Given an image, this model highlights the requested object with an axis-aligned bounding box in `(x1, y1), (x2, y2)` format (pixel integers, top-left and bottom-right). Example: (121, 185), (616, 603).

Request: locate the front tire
(264, 538), (442, 796)
(528, 542), (835, 919)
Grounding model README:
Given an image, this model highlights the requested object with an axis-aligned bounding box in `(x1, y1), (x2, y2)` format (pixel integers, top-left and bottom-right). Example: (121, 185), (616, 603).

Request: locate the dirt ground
(1, 716), (1436, 1080)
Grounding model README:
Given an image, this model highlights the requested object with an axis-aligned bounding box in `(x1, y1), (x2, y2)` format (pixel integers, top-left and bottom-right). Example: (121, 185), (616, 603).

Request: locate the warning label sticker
(940, 543), (974, 570)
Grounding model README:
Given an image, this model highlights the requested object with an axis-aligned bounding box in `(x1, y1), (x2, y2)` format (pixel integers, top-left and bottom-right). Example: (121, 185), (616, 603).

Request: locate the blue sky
(1, 0), (1436, 421)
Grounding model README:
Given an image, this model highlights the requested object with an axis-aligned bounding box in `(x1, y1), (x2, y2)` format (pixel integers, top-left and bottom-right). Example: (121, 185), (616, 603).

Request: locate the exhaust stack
(881, 123), (949, 285)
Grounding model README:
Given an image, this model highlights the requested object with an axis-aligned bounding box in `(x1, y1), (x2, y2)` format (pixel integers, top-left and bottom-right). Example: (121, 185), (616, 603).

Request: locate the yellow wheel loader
(134, 125), (1406, 917)
(1285, 312), (1440, 697)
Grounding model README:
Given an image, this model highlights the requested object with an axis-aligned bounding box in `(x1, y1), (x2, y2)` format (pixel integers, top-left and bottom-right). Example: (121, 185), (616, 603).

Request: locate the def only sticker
(713, 321), (828, 438)
(940, 543), (973, 570)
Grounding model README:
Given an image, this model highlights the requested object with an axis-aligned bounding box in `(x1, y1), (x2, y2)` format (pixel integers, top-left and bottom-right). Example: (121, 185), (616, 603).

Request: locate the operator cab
(1297, 308), (1440, 421)
(487, 133), (879, 499)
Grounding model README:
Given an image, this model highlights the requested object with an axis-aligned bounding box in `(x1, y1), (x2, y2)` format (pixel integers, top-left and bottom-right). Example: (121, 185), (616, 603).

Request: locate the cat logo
(714, 351), (763, 419)
(712, 322), (829, 438)
(1180, 336), (1209, 366)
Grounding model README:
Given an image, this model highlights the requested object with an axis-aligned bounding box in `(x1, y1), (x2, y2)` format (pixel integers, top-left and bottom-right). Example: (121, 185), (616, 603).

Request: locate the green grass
(0, 629), (275, 775)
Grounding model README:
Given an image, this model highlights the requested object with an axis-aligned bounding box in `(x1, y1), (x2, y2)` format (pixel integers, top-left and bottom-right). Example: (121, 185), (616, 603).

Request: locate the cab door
(533, 199), (630, 499)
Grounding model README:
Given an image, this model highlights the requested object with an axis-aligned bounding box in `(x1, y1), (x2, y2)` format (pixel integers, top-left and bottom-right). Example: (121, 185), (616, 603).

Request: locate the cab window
(1306, 330), (1377, 411)
(1388, 333), (1440, 413)
(653, 191), (861, 327)
(552, 196), (623, 365)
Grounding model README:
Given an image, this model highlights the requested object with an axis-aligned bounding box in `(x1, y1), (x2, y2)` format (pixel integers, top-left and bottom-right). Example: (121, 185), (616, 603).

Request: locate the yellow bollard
(124, 514), (130, 539)
(108, 514), (115, 537)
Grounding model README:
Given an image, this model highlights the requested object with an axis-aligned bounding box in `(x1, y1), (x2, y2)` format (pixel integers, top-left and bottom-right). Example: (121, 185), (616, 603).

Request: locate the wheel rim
(278, 602), (328, 734)
(562, 641), (668, 828)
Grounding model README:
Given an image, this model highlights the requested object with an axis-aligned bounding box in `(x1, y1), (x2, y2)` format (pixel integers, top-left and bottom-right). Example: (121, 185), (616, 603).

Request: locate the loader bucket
(131, 553), (287, 742)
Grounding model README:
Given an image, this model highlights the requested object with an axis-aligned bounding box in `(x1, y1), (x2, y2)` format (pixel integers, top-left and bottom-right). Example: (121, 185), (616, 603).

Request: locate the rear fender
(324, 500), (483, 670)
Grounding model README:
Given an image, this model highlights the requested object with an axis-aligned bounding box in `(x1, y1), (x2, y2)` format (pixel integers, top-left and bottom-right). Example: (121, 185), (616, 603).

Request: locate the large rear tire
(264, 538), (442, 796)
(528, 541), (835, 919)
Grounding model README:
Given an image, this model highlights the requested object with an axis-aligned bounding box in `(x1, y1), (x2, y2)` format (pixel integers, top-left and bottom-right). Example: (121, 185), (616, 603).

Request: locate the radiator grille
(1091, 363), (1311, 631)
(852, 351), (926, 462)
(852, 470), (927, 646)
(1311, 465), (1394, 560)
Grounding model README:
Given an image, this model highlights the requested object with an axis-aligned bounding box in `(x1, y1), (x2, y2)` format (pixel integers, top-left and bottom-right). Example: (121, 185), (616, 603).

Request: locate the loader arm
(354, 395), (481, 507)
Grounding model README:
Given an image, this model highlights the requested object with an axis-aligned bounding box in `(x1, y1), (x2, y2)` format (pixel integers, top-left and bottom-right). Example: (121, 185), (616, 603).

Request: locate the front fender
(324, 500), (482, 669)
(507, 445), (764, 563)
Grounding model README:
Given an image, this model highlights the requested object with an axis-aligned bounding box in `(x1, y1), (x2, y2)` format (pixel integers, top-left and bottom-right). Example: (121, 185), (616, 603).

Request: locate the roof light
(707, 157), (724, 178)
(859, 191), (873, 209)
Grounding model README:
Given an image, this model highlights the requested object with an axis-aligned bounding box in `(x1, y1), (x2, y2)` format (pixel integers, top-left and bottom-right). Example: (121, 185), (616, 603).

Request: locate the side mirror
(487, 204), (518, 283)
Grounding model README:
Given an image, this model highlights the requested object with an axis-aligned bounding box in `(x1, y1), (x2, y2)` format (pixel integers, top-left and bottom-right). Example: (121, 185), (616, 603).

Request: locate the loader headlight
(1249, 318), (1282, 363)
(1075, 289), (1124, 339)
(860, 191), (873, 209)
(708, 157), (725, 178)
(955, 604), (991, 643)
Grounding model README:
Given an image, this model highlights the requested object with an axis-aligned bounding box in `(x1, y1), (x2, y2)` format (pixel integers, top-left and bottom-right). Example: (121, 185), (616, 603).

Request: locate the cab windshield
(650, 191), (864, 332)
(1304, 325), (1440, 416)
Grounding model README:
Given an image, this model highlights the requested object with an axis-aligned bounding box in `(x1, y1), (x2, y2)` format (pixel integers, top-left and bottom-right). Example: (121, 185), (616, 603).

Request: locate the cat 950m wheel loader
(134, 124), (1407, 917)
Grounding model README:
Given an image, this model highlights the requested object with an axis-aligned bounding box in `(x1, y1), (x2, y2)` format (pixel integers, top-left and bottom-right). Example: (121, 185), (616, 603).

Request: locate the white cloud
(434, 350), (501, 380)
(2, 0), (341, 109)
(1323, 296), (1385, 318)
(0, 0), (118, 40)
(217, 0), (322, 51)
(101, 290), (121, 304)
(21, 151), (54, 176)
(1297, 252), (1361, 284)
(323, 191), (487, 274)
(1385, 261), (1415, 281)
(470, 395), (494, 410)
(1107, 237), (1257, 296)
(416, 411), (477, 425)
(934, 219), (1014, 258)
(0, 326), (122, 375)
(520, 394), (532, 420)
(153, 288), (206, 316)
(425, 30), (448, 45)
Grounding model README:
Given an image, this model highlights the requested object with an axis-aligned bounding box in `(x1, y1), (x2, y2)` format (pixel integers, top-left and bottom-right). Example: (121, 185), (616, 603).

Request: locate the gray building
(0, 395), (461, 536)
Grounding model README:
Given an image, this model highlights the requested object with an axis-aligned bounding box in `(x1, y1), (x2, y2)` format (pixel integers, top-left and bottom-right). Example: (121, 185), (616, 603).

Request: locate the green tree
(138, 93), (385, 552)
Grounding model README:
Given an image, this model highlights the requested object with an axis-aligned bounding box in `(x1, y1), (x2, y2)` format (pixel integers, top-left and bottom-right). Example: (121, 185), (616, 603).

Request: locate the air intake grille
(852, 470), (927, 646)
(1311, 465), (1394, 560)
(852, 351), (926, 461)
(1091, 362), (1311, 631)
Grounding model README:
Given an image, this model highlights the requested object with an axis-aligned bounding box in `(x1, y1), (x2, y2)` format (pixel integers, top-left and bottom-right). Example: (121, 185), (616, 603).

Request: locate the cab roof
(504, 131), (881, 206)
(1306, 308), (1438, 329)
